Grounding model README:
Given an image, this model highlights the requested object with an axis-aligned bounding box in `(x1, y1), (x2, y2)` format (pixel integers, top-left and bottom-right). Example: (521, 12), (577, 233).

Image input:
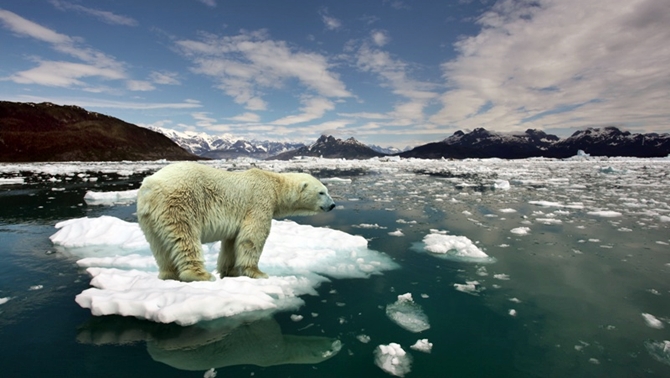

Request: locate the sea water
(0, 158), (669, 377)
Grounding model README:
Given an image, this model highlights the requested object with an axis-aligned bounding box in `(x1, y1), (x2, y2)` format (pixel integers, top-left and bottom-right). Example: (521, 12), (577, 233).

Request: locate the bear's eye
(319, 191), (325, 195)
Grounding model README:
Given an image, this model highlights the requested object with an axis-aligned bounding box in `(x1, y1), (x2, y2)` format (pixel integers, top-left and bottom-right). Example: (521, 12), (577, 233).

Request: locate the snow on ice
(50, 216), (398, 326)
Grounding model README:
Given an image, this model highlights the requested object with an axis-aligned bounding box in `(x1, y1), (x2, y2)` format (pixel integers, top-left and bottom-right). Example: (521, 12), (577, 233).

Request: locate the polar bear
(136, 162), (335, 282)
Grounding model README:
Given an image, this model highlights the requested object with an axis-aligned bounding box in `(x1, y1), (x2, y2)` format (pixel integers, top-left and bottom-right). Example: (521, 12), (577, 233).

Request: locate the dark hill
(0, 101), (201, 162)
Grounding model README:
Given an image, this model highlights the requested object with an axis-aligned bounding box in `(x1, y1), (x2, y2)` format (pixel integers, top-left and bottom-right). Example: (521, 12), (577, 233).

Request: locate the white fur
(136, 162), (335, 281)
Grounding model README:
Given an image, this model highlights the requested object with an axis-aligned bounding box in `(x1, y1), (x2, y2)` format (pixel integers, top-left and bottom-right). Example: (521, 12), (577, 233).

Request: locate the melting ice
(50, 214), (398, 326)
(385, 293), (430, 333)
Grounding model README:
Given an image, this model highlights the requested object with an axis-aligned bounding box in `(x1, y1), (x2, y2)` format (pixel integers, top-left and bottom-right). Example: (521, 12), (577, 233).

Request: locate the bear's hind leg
(217, 238), (237, 278)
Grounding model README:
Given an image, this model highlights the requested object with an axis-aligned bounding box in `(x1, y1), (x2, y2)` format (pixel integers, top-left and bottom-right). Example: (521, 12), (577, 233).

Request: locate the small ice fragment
(410, 339), (433, 353)
(389, 229), (405, 237)
(374, 343), (412, 377)
(493, 180), (510, 190)
(644, 340), (670, 366)
(494, 274), (510, 280)
(420, 232), (492, 262)
(587, 210), (622, 218)
(28, 285), (43, 291)
(204, 368), (217, 378)
(509, 297), (521, 303)
(509, 309), (517, 317)
(642, 313), (665, 329)
(499, 208), (517, 213)
(511, 227), (530, 235)
(0, 297), (10, 305)
(290, 314), (303, 322)
(476, 266), (488, 276)
(357, 334), (371, 344)
(420, 293), (429, 298)
(454, 281), (482, 296)
(588, 358), (600, 365)
(385, 293), (430, 333)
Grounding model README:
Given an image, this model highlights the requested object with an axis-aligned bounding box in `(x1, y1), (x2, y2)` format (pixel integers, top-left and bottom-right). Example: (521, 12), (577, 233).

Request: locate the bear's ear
(301, 182), (309, 192)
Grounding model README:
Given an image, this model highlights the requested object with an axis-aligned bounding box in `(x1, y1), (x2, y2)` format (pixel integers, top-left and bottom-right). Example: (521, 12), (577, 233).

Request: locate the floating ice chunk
(536, 218), (562, 225)
(320, 177), (352, 183)
(410, 339), (433, 353)
(51, 216), (397, 325)
(50, 216), (149, 257)
(0, 297), (10, 305)
(357, 334), (371, 344)
(529, 200), (583, 209)
(353, 223), (387, 229)
(385, 293), (430, 333)
(84, 189), (139, 206)
(492, 180), (510, 190)
(374, 343), (412, 377)
(388, 229), (404, 237)
(644, 340), (670, 366)
(509, 309), (517, 317)
(204, 368), (217, 378)
(494, 274), (510, 280)
(499, 208), (517, 213)
(660, 216), (670, 222)
(454, 281), (483, 295)
(290, 314), (303, 322)
(28, 285), (43, 291)
(642, 313), (665, 329)
(0, 178), (24, 185)
(587, 210), (623, 218)
(511, 227), (530, 235)
(415, 231), (494, 263)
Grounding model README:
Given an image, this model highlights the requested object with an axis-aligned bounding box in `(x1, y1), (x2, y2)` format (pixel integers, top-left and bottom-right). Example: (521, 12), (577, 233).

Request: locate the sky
(1, 0), (668, 148)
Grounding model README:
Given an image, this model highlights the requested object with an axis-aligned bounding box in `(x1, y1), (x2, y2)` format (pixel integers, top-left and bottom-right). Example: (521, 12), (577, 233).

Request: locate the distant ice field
(1, 155), (669, 377)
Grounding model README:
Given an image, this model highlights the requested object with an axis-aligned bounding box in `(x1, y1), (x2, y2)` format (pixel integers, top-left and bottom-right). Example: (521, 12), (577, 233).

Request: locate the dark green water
(1, 162), (669, 377)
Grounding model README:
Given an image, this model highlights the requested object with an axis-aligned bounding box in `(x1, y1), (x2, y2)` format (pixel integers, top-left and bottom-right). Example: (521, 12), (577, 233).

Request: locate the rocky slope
(0, 102), (200, 162)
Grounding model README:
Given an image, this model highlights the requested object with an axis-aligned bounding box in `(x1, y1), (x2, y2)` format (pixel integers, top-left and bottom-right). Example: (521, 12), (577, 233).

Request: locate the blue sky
(1, 0), (668, 148)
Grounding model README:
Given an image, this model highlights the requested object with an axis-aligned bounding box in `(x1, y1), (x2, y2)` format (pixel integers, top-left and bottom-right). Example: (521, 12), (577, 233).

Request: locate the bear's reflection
(77, 315), (342, 370)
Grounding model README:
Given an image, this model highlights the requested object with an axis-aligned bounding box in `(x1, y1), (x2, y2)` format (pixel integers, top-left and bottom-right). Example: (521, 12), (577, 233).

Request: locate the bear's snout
(327, 203), (336, 211)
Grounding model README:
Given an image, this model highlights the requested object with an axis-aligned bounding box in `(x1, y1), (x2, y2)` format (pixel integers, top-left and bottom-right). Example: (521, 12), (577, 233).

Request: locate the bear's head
(280, 173), (336, 216)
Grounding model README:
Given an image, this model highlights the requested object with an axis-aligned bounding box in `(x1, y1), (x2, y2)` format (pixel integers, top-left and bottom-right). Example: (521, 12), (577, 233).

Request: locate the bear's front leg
(233, 237), (269, 279)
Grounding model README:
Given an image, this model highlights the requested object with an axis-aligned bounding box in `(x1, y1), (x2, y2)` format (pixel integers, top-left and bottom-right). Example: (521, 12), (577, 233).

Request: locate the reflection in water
(77, 315), (342, 371)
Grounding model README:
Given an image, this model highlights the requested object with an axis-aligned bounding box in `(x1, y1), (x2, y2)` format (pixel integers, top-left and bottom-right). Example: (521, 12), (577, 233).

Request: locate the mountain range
(399, 127), (670, 159)
(1, 101), (668, 162)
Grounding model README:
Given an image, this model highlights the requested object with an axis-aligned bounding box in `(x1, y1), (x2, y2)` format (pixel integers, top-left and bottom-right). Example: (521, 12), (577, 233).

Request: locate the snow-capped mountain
(270, 135), (386, 160)
(400, 127), (670, 159)
(146, 126), (305, 159)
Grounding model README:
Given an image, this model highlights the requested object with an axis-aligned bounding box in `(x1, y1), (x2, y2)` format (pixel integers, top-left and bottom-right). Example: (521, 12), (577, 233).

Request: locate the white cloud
(126, 80), (155, 91)
(197, 0), (217, 7)
(371, 30), (390, 47)
(176, 30), (351, 111)
(0, 9), (71, 44)
(7, 60), (125, 87)
(356, 43), (439, 124)
(49, 0), (138, 26)
(0, 9), (127, 89)
(149, 71), (181, 85)
(319, 8), (342, 30)
(228, 112), (261, 122)
(431, 0), (670, 133)
(272, 97), (335, 125)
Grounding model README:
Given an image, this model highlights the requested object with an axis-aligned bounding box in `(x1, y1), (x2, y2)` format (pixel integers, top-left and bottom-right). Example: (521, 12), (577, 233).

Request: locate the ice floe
(385, 293), (430, 333)
(50, 216), (398, 325)
(413, 230), (494, 263)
